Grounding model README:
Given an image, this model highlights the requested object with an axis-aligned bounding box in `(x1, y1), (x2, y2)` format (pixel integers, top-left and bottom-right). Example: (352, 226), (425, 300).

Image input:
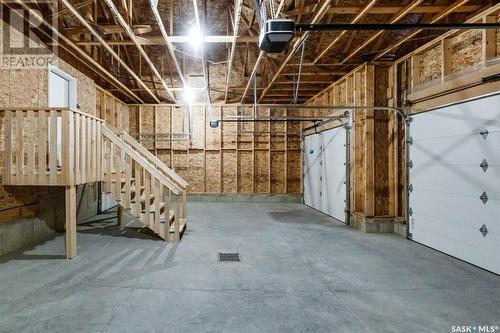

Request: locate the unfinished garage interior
(1, 0), (500, 331)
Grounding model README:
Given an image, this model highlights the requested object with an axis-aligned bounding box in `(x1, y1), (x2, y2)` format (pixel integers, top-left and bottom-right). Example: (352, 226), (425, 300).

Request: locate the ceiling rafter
(312, 0), (377, 64)
(373, 0), (470, 60)
(103, 0), (177, 102)
(257, 0), (333, 102)
(147, 0), (188, 87)
(224, 0), (244, 102)
(59, 0), (160, 103)
(239, 0), (289, 103)
(10, 0), (143, 103)
(342, 0), (423, 64)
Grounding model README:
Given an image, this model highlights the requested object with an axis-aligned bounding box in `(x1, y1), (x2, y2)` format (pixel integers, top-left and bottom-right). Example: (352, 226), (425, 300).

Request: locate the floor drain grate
(218, 253), (240, 262)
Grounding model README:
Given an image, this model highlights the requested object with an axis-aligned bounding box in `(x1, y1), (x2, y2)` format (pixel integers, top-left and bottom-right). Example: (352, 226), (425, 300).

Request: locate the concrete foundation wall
(188, 193), (302, 203)
(0, 183), (98, 257)
(350, 213), (407, 237)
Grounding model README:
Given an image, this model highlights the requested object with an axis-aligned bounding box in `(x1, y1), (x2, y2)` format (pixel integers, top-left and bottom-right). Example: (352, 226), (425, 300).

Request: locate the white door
(303, 126), (347, 222)
(48, 65), (77, 167)
(409, 93), (500, 274)
(303, 133), (321, 211)
(321, 127), (346, 222)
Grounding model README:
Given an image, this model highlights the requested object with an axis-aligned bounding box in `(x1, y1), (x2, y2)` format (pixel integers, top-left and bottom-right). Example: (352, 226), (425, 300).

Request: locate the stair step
(170, 218), (187, 234)
(141, 202), (166, 214)
(111, 177), (135, 184)
(130, 194), (155, 205)
(121, 186), (145, 194)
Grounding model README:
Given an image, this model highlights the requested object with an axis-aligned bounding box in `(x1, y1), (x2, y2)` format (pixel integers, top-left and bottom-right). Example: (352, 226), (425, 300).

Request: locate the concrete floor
(0, 202), (499, 333)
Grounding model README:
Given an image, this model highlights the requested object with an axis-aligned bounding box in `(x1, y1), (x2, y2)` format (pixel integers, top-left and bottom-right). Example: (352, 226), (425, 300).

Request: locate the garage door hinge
(479, 224), (488, 237)
(320, 176), (322, 181)
(408, 160), (414, 169)
(480, 130), (489, 139)
(480, 159), (489, 172)
(319, 191), (322, 196)
(480, 191), (488, 204)
(408, 207), (413, 216)
(407, 137), (413, 145)
(409, 184), (413, 193)
(320, 161), (323, 166)
(406, 117), (413, 125)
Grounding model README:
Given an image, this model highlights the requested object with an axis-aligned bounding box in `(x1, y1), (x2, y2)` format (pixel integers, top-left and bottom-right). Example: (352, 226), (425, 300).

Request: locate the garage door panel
(411, 213), (500, 274)
(410, 93), (500, 274)
(411, 96), (500, 138)
(410, 165), (500, 199)
(411, 132), (500, 165)
(303, 134), (321, 211)
(321, 127), (346, 221)
(304, 127), (346, 222)
(411, 190), (500, 234)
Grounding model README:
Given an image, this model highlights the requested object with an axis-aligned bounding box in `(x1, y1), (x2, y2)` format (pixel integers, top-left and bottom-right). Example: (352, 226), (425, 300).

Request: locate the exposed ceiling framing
(7, 0), (494, 105)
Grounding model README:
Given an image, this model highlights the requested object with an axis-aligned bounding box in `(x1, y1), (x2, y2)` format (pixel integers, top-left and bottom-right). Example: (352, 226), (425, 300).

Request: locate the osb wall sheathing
(129, 105), (301, 194)
(448, 31), (483, 74)
(0, 28), (99, 215)
(96, 88), (129, 132)
(415, 45), (442, 86)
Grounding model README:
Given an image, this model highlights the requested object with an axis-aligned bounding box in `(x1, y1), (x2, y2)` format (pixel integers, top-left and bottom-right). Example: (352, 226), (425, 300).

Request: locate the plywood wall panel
(205, 151), (221, 193)
(155, 106), (171, 149)
(129, 104), (302, 195)
(140, 106), (155, 150)
(238, 151), (253, 192)
(254, 150), (270, 193)
(189, 151), (205, 192)
(271, 151), (286, 193)
(222, 150), (237, 193)
(286, 151), (301, 193)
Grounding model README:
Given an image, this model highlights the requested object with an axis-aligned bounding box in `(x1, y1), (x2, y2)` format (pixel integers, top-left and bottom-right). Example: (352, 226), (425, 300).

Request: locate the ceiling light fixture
(188, 26), (203, 49)
(183, 85), (195, 103)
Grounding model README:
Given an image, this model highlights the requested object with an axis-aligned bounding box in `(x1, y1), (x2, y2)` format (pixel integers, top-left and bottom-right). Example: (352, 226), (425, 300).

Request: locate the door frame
(48, 64), (77, 110)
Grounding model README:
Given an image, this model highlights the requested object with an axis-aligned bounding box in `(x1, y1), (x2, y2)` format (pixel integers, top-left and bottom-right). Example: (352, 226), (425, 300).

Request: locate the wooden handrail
(102, 126), (181, 195)
(120, 131), (188, 189)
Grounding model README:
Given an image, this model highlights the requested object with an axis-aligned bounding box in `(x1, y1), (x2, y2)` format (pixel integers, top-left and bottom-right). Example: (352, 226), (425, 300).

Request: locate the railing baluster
(124, 155), (132, 210)
(74, 113), (81, 184)
(81, 115), (87, 182)
(144, 172), (151, 227)
(38, 110), (47, 184)
(86, 117), (91, 183)
(4, 110), (12, 184)
(15, 110), (24, 184)
(134, 163), (142, 218)
(153, 178), (161, 235)
(26, 110), (35, 184)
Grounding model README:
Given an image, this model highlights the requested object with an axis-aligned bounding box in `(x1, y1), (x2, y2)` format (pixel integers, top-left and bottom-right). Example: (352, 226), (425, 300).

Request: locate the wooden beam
(103, 0), (176, 102)
(342, 0), (423, 63)
(10, 0), (142, 103)
(147, 0), (188, 87)
(313, 0), (377, 64)
(224, 0), (244, 102)
(259, 0), (333, 102)
(284, 4), (482, 16)
(65, 186), (77, 259)
(72, 35), (258, 46)
(59, 0), (160, 103)
(374, 0), (470, 60)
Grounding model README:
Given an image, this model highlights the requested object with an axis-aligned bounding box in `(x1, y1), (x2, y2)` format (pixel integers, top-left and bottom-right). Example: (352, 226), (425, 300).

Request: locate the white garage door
(303, 126), (346, 222)
(409, 93), (500, 274)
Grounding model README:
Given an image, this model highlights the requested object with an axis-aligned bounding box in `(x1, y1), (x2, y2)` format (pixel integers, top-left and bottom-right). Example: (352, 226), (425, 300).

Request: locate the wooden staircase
(1, 108), (188, 258)
(102, 127), (188, 241)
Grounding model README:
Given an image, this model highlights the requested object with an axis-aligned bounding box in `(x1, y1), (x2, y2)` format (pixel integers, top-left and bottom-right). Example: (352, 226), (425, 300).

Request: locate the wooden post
(65, 186), (77, 259)
(364, 65), (376, 217)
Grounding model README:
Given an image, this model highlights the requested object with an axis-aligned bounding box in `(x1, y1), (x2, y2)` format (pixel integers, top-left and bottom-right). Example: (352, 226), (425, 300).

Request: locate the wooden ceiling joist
(103, 0), (176, 102)
(258, 0), (333, 102)
(284, 4), (482, 16)
(224, 0), (244, 102)
(10, 0), (143, 103)
(373, 0), (470, 60)
(59, 0), (160, 103)
(147, 0), (188, 87)
(342, 0), (423, 64)
(312, 0), (377, 64)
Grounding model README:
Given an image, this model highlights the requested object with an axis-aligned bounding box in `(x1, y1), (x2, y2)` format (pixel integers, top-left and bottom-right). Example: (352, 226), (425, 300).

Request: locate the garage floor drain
(218, 253), (240, 262)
